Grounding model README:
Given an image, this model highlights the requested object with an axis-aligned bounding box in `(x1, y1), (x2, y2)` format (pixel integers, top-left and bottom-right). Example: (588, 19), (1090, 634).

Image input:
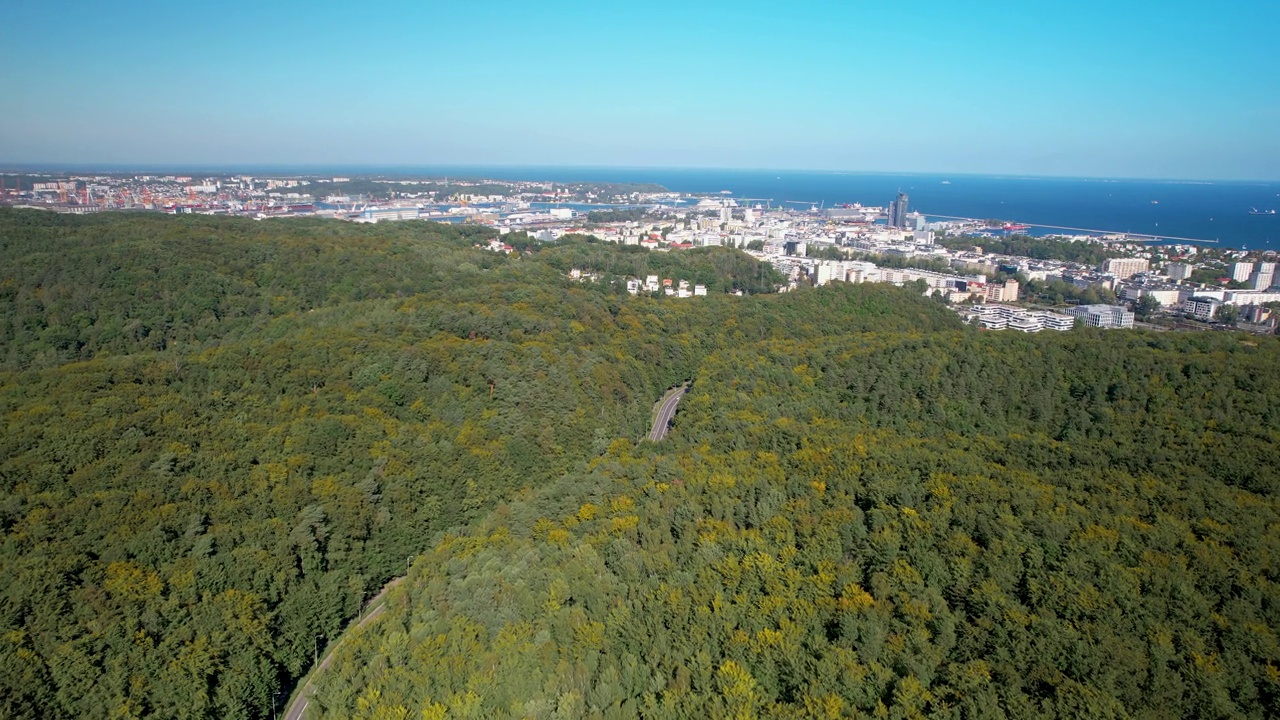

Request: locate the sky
(1, 0), (1278, 180)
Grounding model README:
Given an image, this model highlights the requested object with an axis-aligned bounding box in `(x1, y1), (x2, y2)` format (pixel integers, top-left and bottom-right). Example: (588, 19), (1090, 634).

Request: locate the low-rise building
(1183, 296), (1223, 321)
(965, 305), (1074, 333)
(1067, 304), (1134, 329)
(359, 206), (420, 222)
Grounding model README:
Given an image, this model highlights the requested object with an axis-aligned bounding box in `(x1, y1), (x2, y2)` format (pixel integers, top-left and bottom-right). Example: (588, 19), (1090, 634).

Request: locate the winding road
(282, 576), (404, 720)
(283, 387), (686, 718)
(648, 384), (688, 442)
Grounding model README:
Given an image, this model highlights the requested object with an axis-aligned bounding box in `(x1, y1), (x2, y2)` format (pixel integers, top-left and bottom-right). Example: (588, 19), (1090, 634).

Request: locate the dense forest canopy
(1, 208), (1277, 719)
(320, 331), (1280, 719)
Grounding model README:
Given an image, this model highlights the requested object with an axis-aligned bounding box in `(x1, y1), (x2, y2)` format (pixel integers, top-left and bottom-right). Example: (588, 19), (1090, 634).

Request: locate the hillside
(0, 209), (962, 719)
(318, 331), (1280, 719)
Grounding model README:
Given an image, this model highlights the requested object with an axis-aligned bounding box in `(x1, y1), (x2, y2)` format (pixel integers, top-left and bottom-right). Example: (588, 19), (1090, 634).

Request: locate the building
(1249, 262), (1276, 290)
(1229, 262), (1255, 283)
(1241, 305), (1273, 324)
(967, 305), (1073, 333)
(1100, 258), (1150, 280)
(984, 279), (1019, 303)
(887, 192), (909, 228)
(1165, 262), (1193, 282)
(360, 206), (420, 222)
(1067, 304), (1135, 329)
(1183, 296), (1222, 321)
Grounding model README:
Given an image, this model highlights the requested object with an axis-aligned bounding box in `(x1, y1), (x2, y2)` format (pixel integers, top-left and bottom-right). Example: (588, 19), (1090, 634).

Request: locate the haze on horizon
(2, 0), (1277, 182)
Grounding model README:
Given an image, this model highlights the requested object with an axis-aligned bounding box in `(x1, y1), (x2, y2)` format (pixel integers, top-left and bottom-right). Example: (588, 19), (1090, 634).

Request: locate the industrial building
(359, 206), (420, 223)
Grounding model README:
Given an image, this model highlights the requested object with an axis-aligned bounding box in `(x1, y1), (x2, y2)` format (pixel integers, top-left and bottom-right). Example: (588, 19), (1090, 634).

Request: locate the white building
(1183, 296), (1222, 321)
(1067, 304), (1135, 329)
(967, 305), (1074, 333)
(1100, 258), (1150, 280)
(359, 206), (420, 222)
(1249, 262), (1276, 290)
(1229, 262), (1254, 283)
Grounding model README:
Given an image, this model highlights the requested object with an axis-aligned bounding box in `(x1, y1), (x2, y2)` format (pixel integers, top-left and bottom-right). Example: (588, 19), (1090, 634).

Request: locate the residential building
(984, 279), (1019, 303)
(1229, 262), (1254, 283)
(1241, 305), (1273, 324)
(1100, 258), (1150, 280)
(967, 305), (1073, 333)
(1165, 262), (1193, 282)
(1067, 304), (1135, 329)
(1249, 262), (1276, 290)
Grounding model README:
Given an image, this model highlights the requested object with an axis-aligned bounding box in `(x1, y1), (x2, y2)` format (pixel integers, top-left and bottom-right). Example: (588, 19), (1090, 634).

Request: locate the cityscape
(5, 169), (1276, 335)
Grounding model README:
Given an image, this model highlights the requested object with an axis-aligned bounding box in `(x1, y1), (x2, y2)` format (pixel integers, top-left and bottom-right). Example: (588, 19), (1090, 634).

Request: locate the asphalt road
(283, 384), (686, 719)
(282, 576), (404, 720)
(648, 385), (687, 442)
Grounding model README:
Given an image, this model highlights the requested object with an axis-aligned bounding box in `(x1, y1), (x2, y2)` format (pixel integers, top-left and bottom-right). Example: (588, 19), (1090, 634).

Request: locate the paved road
(282, 576), (404, 720)
(648, 385), (687, 442)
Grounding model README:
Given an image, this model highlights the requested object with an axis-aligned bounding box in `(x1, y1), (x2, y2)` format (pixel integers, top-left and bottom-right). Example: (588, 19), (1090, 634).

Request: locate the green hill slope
(317, 332), (1280, 719)
(0, 209), (962, 718)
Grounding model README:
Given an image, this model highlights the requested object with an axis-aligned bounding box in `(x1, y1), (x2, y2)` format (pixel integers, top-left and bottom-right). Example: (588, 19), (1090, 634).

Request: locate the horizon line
(2, 162), (1278, 185)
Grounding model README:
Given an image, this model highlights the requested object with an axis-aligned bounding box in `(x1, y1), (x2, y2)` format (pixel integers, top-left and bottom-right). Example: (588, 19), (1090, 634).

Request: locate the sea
(25, 164), (1280, 251)
(387, 166), (1280, 252)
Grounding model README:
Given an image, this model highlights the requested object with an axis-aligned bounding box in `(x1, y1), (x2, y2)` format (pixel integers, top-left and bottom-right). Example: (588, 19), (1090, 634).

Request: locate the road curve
(648, 385), (687, 442)
(282, 576), (404, 720)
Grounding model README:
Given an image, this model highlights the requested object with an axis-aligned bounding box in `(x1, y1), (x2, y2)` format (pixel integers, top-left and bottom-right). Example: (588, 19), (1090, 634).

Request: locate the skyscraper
(887, 191), (909, 228)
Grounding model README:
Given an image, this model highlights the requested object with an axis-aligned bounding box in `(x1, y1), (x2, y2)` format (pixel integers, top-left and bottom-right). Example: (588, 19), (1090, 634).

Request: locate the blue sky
(1, 0), (1277, 179)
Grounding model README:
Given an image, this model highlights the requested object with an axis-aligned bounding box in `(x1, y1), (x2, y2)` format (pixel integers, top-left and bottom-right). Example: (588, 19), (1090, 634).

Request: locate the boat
(1249, 208), (1277, 215)
(1151, 200), (1159, 204)
(941, 180), (951, 185)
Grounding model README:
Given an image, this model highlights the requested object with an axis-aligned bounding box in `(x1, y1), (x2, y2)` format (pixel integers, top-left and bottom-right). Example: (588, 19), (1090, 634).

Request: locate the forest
(1, 208), (1277, 719)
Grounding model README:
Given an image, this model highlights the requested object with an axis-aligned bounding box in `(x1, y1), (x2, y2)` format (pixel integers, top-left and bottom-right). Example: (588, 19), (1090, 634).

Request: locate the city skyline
(2, 0), (1278, 181)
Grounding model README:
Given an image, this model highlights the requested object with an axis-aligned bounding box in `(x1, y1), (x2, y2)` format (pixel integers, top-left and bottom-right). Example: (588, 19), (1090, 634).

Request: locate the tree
(1134, 294), (1161, 320)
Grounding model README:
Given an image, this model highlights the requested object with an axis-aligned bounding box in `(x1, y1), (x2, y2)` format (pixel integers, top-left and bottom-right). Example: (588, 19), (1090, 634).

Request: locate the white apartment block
(1229, 262), (1254, 283)
(967, 305), (1074, 333)
(1100, 258), (1150, 280)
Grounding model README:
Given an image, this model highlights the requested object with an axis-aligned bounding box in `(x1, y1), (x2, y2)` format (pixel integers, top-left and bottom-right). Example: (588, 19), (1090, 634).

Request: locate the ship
(1250, 208), (1277, 215)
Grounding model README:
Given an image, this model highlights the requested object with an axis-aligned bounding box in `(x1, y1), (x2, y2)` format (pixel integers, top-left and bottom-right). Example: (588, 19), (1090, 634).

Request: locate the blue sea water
(25, 163), (1280, 250)
(400, 166), (1280, 251)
